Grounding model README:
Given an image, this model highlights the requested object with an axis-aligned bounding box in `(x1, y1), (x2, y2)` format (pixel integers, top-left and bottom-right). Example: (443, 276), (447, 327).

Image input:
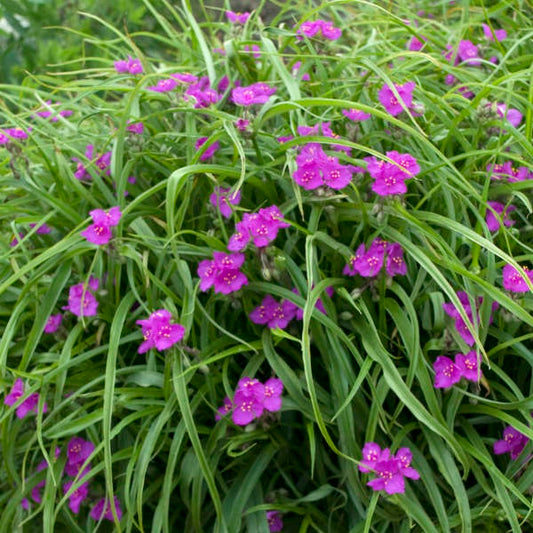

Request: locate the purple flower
(502, 264), (533, 293)
(353, 239), (388, 277)
(385, 243), (407, 276)
(226, 10), (251, 24)
(249, 295), (296, 330)
(486, 201), (515, 232)
(33, 100), (73, 121)
(457, 40), (481, 65)
(361, 445), (420, 494)
(44, 313), (63, 333)
(63, 480), (89, 514)
(482, 23), (507, 42)
(184, 77), (221, 108)
(136, 309), (185, 354)
(266, 510), (284, 532)
(215, 396), (233, 421)
(126, 121), (144, 135)
(433, 356), (462, 388)
(232, 82), (276, 106)
(232, 377), (265, 425)
(378, 82), (416, 116)
(235, 118), (250, 131)
(296, 20), (341, 40)
(195, 137), (220, 161)
(81, 206), (122, 245)
(90, 496), (122, 522)
(4, 378), (47, 419)
(365, 151), (420, 197)
(114, 56), (143, 74)
(342, 108), (371, 121)
(73, 145), (111, 180)
(487, 162), (530, 182)
(29, 223), (52, 234)
(65, 437), (94, 476)
(0, 128), (29, 145)
(359, 442), (386, 472)
(62, 277), (99, 318)
(407, 36), (426, 51)
(197, 252), (248, 294)
(494, 426), (529, 460)
(455, 351), (481, 382)
(209, 187), (241, 218)
(495, 103), (523, 127)
(263, 378), (284, 412)
(442, 291), (497, 346)
(147, 78), (178, 92)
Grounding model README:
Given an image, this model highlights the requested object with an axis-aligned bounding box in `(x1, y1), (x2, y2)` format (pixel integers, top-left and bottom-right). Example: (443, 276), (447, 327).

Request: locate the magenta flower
(81, 206), (122, 245)
(147, 78), (178, 92)
(455, 351), (481, 382)
(235, 118), (250, 131)
(263, 378), (284, 412)
(487, 162), (530, 182)
(407, 35), (426, 51)
(170, 72), (198, 84)
(63, 480), (89, 514)
(184, 77), (221, 108)
(126, 121), (144, 135)
(226, 10), (251, 24)
(296, 20), (341, 40)
(486, 201), (516, 232)
(90, 496), (122, 522)
(0, 128), (29, 145)
(197, 251), (248, 294)
(386, 243), (407, 276)
(353, 239), (388, 277)
(249, 295), (297, 330)
(62, 277), (99, 318)
(232, 82), (276, 106)
(502, 264), (533, 293)
(494, 426), (529, 460)
(209, 187), (241, 218)
(365, 150), (420, 196)
(33, 101), (73, 121)
(442, 291), (497, 346)
(495, 103), (523, 127)
(482, 23), (507, 42)
(266, 510), (284, 532)
(457, 40), (481, 65)
(378, 82), (416, 116)
(232, 377), (265, 425)
(4, 378), (47, 419)
(44, 313), (62, 333)
(215, 396), (233, 421)
(114, 55), (143, 74)
(362, 445), (420, 494)
(433, 356), (462, 388)
(65, 437), (94, 476)
(136, 309), (185, 354)
(342, 108), (372, 121)
(73, 144), (111, 180)
(195, 137), (220, 161)
(29, 223), (52, 234)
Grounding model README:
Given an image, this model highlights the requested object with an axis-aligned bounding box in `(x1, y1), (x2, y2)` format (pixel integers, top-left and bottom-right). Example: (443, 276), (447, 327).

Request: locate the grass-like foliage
(1, 0), (532, 531)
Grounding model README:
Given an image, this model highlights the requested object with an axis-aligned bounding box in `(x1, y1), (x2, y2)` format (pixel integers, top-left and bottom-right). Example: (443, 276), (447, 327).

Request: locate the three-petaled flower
(136, 309), (185, 354)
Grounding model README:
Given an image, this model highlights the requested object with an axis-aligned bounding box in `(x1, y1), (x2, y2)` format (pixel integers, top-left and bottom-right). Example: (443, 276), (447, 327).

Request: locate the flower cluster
(502, 264), (533, 293)
(4, 378), (47, 419)
(81, 206), (122, 245)
(231, 82), (276, 106)
(364, 150), (420, 196)
(343, 239), (407, 278)
(216, 376), (284, 426)
(226, 11), (251, 25)
(487, 161), (532, 182)
(198, 252), (248, 294)
(62, 277), (99, 318)
(136, 309), (185, 354)
(209, 186), (241, 218)
(296, 19), (342, 41)
(433, 351), (481, 388)
(493, 425), (530, 460)
(359, 443), (420, 494)
(195, 137), (220, 160)
(442, 291), (498, 346)
(184, 76), (221, 108)
(114, 55), (143, 74)
(292, 142), (356, 191)
(0, 127), (29, 145)
(228, 205), (289, 251)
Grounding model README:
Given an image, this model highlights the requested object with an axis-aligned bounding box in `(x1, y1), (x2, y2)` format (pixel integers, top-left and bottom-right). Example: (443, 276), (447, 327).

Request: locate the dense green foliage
(1, 0), (532, 531)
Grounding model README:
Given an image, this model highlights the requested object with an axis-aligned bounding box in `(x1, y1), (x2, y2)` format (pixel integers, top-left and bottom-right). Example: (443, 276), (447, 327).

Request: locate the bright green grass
(1, 0), (532, 531)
